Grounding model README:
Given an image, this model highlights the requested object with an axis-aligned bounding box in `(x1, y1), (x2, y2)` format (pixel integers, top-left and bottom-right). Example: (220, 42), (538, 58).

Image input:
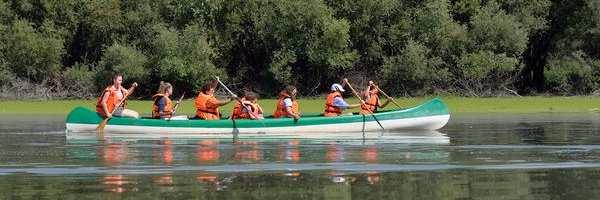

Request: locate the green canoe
(65, 98), (450, 134)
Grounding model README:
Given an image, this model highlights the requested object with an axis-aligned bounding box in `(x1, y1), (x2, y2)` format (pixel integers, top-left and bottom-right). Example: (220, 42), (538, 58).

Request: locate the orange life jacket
(152, 94), (173, 118)
(195, 92), (221, 120)
(323, 91), (343, 117)
(360, 92), (379, 114)
(273, 93), (299, 118)
(96, 86), (125, 117)
(231, 101), (262, 119)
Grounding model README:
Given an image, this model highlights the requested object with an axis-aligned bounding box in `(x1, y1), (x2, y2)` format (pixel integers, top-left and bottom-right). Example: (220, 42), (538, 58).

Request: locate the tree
(96, 43), (148, 87)
(256, 0), (357, 92)
(381, 40), (447, 95)
(149, 23), (223, 93)
(0, 19), (64, 83)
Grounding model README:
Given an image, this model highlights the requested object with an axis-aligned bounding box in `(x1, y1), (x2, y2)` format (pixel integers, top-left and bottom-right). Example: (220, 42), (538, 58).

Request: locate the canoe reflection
(326, 143), (346, 162)
(153, 139), (173, 165)
(278, 140), (301, 162)
(102, 142), (128, 166)
(67, 130), (449, 144)
(64, 131), (449, 193)
(234, 141), (262, 162)
(196, 140), (220, 163)
(103, 175), (129, 193)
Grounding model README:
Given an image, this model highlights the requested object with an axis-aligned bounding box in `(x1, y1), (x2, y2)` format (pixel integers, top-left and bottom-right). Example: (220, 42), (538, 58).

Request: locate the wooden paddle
(168, 92), (185, 121)
(343, 79), (385, 131)
(96, 82), (138, 131)
(369, 82), (402, 109)
(214, 76), (261, 120)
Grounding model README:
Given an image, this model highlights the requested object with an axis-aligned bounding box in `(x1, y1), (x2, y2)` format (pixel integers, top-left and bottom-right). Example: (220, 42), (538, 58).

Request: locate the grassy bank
(1, 96), (599, 115)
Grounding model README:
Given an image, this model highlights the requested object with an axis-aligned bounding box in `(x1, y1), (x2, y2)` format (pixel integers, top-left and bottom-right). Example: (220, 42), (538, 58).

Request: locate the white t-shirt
(283, 98), (293, 107)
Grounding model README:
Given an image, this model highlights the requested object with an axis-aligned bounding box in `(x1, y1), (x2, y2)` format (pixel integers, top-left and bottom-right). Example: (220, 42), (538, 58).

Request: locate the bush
(0, 59), (14, 85)
(97, 43), (149, 87)
(63, 63), (97, 98)
(545, 52), (596, 94)
(150, 23), (223, 92)
(1, 20), (65, 83)
(380, 40), (447, 95)
(457, 50), (519, 94)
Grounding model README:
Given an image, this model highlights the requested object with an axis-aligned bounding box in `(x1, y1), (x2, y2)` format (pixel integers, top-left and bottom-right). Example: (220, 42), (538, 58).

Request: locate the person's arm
(256, 104), (264, 114)
(347, 103), (361, 109)
(122, 83), (138, 95)
(255, 104), (264, 119)
(240, 101), (260, 120)
(334, 97), (361, 109)
(285, 107), (300, 119)
(101, 91), (111, 118)
(363, 81), (372, 100)
(216, 97), (233, 106)
(121, 87), (129, 95)
(379, 96), (392, 108)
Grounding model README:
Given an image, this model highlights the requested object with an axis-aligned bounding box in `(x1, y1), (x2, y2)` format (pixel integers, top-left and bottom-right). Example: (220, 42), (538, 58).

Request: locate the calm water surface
(1, 113), (600, 199)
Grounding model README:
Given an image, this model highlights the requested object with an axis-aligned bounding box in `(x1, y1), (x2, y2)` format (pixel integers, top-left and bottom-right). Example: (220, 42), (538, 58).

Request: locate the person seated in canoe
(360, 80), (393, 114)
(195, 81), (234, 120)
(323, 81), (363, 117)
(231, 92), (264, 120)
(273, 85), (300, 120)
(96, 73), (139, 119)
(151, 81), (188, 120)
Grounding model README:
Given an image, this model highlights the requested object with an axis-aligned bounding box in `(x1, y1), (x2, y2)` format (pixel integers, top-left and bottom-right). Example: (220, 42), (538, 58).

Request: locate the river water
(1, 113), (600, 199)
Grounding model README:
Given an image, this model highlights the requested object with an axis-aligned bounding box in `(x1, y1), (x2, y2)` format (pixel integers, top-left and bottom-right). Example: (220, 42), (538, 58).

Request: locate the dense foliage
(0, 0), (598, 99)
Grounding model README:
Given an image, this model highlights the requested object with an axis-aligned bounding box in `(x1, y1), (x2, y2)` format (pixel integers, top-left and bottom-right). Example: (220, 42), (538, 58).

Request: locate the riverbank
(1, 96), (599, 115)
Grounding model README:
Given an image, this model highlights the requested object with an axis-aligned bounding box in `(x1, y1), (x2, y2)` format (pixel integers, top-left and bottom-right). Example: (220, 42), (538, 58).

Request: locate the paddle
(214, 76), (261, 120)
(343, 79), (385, 131)
(168, 92), (185, 121)
(369, 82), (402, 109)
(96, 82), (138, 132)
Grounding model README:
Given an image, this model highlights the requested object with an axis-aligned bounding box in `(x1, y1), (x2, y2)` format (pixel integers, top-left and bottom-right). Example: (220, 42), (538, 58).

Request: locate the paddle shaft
(344, 79), (385, 130)
(168, 92), (185, 120)
(214, 76), (261, 120)
(97, 84), (137, 131)
(370, 83), (402, 109)
(344, 79), (371, 114)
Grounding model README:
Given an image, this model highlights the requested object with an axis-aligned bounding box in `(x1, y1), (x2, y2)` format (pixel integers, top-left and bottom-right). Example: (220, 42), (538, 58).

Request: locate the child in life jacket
(230, 92), (264, 120)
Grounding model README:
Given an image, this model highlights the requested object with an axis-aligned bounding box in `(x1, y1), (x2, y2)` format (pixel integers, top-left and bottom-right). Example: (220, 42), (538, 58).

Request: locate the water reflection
(103, 174), (129, 193)
(196, 140), (219, 163)
(278, 140), (301, 162)
(63, 132), (451, 194)
(102, 142), (128, 166)
(5, 113), (600, 199)
(234, 141), (262, 162)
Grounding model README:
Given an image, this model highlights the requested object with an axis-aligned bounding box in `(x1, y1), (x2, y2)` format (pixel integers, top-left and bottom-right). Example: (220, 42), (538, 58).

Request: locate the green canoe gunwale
(66, 98), (449, 129)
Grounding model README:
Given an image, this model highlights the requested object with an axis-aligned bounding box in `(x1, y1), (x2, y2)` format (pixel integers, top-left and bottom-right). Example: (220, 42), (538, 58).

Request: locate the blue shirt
(155, 97), (166, 112)
(333, 97), (349, 110)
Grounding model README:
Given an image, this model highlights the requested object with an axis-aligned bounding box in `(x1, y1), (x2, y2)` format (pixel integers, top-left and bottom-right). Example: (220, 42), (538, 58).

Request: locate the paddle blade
(96, 118), (109, 131)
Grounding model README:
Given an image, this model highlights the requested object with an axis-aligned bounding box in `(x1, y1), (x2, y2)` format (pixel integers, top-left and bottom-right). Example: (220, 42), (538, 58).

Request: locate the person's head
(244, 92), (259, 103)
(200, 81), (217, 95)
(157, 81), (173, 96)
(368, 85), (379, 94)
(112, 73), (123, 87)
(330, 83), (345, 93)
(284, 85), (297, 97)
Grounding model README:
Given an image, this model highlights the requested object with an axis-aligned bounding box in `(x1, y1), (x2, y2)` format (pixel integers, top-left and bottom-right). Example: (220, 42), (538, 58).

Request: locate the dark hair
(112, 72), (123, 80)
(284, 85), (296, 94)
(369, 85), (376, 91)
(281, 85), (297, 100)
(200, 81), (217, 93)
(244, 91), (258, 101)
